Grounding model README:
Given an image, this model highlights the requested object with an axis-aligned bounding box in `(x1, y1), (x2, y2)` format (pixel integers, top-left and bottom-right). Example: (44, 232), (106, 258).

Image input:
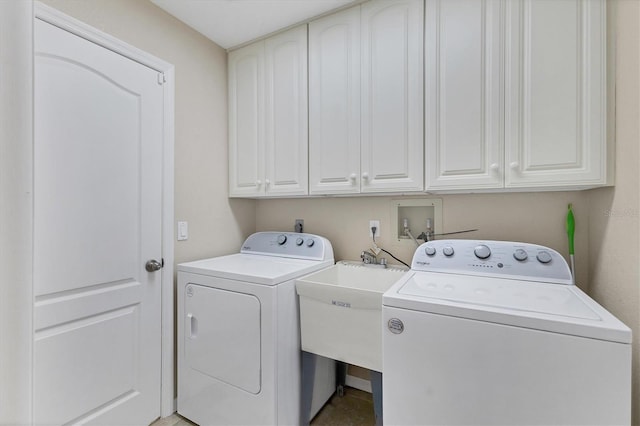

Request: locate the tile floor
(152, 386), (375, 426)
(150, 413), (195, 426)
(311, 387), (375, 426)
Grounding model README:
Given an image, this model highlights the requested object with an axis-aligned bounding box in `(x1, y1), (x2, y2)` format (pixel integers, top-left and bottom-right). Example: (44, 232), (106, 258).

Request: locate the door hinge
(157, 73), (166, 85)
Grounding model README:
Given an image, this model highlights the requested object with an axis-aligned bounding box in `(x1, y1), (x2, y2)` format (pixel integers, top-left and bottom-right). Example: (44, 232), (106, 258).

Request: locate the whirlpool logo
(332, 300), (351, 308)
(388, 318), (404, 334)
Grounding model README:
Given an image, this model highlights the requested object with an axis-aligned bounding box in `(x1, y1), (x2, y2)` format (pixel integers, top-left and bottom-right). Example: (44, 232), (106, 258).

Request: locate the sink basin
(295, 261), (408, 372)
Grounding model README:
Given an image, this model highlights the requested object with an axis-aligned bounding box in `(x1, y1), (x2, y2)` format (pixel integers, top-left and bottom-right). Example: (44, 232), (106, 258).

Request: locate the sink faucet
(360, 250), (387, 268)
(361, 250), (376, 264)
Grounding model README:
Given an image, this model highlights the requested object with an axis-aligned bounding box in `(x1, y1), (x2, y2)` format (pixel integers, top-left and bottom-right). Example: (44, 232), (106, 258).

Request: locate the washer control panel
(240, 232), (333, 261)
(412, 240), (572, 284)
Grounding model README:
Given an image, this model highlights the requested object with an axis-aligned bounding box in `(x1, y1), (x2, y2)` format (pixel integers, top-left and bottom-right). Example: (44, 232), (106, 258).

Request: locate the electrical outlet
(369, 220), (380, 238)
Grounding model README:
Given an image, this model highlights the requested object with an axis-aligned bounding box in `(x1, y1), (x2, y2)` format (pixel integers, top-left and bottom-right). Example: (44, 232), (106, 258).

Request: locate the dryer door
(184, 284), (261, 394)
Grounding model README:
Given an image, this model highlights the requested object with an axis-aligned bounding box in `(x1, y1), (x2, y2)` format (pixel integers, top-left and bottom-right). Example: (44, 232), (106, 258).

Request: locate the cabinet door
(425, 0), (503, 191)
(264, 26), (309, 196)
(228, 42), (265, 197)
(309, 7), (361, 195)
(361, 0), (424, 193)
(505, 0), (608, 189)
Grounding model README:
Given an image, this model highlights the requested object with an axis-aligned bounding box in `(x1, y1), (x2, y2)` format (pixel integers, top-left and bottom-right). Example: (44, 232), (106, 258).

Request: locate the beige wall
(257, 192), (590, 287)
(588, 1), (640, 423)
(40, 0), (256, 265)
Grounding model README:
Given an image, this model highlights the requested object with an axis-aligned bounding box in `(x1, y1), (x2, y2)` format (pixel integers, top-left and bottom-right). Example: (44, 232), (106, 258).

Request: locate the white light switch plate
(178, 221), (188, 241)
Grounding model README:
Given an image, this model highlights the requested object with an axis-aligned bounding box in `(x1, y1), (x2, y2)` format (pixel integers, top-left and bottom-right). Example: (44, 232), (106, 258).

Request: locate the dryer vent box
(391, 199), (442, 244)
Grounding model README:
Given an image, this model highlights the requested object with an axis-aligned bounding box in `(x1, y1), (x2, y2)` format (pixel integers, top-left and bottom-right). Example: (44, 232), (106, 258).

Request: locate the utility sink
(295, 261), (408, 372)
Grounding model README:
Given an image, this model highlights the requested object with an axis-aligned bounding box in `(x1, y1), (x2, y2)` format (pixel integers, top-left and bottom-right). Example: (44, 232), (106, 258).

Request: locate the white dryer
(177, 232), (336, 425)
(383, 239), (631, 426)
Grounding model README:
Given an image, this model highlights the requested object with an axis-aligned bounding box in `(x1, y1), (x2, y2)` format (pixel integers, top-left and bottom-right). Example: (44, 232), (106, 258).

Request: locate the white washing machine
(383, 239), (632, 426)
(177, 232), (336, 425)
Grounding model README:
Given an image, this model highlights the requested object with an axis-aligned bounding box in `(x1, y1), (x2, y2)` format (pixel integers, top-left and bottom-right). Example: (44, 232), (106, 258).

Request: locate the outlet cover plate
(369, 220), (380, 238)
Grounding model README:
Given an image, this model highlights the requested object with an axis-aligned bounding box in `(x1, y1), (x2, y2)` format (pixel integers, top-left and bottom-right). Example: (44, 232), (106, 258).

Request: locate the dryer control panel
(241, 232), (334, 261)
(412, 240), (572, 284)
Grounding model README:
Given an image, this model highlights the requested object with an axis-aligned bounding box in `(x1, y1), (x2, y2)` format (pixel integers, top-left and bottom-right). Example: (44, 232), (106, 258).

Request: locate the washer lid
(178, 253), (334, 286)
(383, 272), (631, 344)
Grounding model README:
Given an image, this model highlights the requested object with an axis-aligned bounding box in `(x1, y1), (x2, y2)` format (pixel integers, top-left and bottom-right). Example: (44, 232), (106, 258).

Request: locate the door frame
(34, 2), (176, 417)
(0, 1), (34, 424)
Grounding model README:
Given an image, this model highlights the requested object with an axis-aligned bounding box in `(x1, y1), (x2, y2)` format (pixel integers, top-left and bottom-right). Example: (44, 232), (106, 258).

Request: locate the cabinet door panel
(229, 43), (264, 197)
(265, 26), (308, 196)
(361, 0), (424, 193)
(505, 0), (607, 188)
(426, 0), (503, 191)
(309, 7), (361, 195)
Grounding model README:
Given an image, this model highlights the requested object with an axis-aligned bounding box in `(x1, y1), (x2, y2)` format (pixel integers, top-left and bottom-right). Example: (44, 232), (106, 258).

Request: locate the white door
(34, 18), (163, 426)
(308, 6), (361, 195)
(425, 0), (504, 191)
(361, 0), (424, 193)
(228, 41), (265, 197)
(264, 25), (309, 196)
(505, 0), (607, 188)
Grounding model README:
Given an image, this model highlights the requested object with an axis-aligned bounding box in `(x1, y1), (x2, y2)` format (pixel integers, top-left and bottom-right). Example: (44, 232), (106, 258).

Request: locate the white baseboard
(345, 374), (372, 393)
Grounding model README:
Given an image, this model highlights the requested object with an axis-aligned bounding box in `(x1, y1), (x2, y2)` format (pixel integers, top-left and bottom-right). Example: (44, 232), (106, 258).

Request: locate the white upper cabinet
(426, 0), (610, 192)
(361, 0), (424, 193)
(505, 0), (609, 189)
(229, 25), (308, 197)
(425, 0), (503, 191)
(264, 26), (309, 196)
(230, 0), (610, 197)
(309, 0), (424, 195)
(309, 6), (361, 195)
(229, 42), (264, 197)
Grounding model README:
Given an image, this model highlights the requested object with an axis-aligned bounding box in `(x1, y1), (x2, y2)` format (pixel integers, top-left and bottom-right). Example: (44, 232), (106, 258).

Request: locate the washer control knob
(443, 246), (454, 257)
(296, 237), (304, 246)
(277, 234), (287, 245)
(536, 250), (552, 264)
(425, 246), (436, 256)
(474, 244), (491, 259)
(513, 248), (528, 261)
(306, 239), (315, 247)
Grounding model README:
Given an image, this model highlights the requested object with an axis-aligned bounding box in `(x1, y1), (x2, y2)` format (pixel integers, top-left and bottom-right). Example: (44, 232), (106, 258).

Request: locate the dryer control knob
(306, 239), (315, 247)
(425, 246), (436, 256)
(474, 244), (491, 259)
(513, 249), (528, 261)
(443, 246), (455, 257)
(536, 250), (552, 264)
(277, 234), (287, 245)
(296, 237), (304, 246)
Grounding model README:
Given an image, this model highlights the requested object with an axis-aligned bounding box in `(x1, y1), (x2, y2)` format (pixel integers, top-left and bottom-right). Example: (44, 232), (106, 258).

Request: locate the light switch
(178, 221), (188, 241)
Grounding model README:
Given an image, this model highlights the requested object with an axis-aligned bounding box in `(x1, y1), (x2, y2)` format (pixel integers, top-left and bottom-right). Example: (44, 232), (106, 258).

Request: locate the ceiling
(150, 0), (359, 50)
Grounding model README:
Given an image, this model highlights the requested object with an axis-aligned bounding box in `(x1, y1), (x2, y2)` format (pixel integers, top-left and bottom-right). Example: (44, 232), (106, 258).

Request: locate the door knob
(145, 259), (163, 272)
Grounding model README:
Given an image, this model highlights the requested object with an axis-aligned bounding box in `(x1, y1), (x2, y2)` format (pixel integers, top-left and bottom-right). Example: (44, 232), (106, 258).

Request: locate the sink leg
(371, 371), (383, 426)
(336, 361), (347, 397)
(301, 351), (316, 426)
